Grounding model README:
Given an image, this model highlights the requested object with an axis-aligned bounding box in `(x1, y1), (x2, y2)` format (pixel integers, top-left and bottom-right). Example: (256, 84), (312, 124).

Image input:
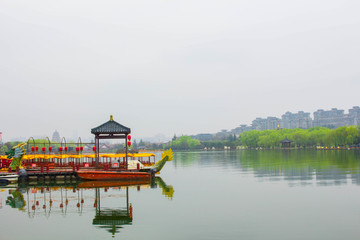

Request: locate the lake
(1, 150), (359, 240)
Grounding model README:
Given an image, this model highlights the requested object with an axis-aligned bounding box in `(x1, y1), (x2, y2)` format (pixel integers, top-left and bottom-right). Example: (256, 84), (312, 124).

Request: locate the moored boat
(76, 170), (151, 181)
(76, 149), (173, 181)
(0, 174), (18, 184)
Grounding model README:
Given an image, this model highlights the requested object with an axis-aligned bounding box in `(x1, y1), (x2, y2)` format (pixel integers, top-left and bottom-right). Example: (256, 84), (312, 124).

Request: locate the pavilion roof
(91, 116), (131, 135)
(280, 138), (292, 143)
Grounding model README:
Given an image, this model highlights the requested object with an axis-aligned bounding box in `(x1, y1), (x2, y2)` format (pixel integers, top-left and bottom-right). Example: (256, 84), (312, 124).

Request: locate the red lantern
(93, 146), (96, 152)
(76, 147), (79, 152)
(31, 146), (35, 152)
(59, 147), (63, 152)
(49, 147), (52, 152)
(127, 135), (131, 141)
(80, 146), (83, 151)
(42, 147), (46, 152)
(35, 146), (39, 151)
(64, 147), (68, 152)
(128, 141), (131, 147)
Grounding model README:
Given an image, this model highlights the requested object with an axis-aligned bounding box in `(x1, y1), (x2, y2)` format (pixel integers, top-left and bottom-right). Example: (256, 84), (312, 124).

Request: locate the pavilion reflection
(1, 176), (174, 237)
(93, 186), (132, 236)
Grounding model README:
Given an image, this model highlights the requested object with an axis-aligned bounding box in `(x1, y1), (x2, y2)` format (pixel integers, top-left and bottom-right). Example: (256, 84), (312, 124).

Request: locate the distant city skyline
(2, 105), (359, 143)
(231, 106), (360, 134)
(192, 105), (360, 141)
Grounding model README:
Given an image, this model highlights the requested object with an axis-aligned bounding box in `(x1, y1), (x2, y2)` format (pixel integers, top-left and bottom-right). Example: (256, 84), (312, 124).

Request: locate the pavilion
(91, 115), (131, 168)
(280, 138), (292, 148)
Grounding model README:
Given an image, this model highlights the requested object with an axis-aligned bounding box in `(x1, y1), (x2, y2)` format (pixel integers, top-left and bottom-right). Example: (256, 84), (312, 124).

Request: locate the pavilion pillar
(125, 134), (128, 170)
(97, 138), (100, 165)
(95, 136), (100, 166)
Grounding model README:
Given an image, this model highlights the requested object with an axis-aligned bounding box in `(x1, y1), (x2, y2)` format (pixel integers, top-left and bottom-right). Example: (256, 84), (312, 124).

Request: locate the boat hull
(76, 170), (151, 181)
(0, 174), (18, 183)
(77, 179), (151, 188)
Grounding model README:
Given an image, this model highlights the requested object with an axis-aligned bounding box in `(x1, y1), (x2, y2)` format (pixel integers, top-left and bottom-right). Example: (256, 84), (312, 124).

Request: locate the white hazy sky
(1, 0), (359, 142)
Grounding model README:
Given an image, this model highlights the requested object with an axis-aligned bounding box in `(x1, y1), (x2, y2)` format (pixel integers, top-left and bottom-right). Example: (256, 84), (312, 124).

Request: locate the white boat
(0, 174), (18, 183)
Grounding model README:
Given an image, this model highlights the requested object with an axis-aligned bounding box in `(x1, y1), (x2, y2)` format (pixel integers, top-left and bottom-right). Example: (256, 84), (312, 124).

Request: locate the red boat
(75, 149), (173, 181)
(76, 170), (151, 181)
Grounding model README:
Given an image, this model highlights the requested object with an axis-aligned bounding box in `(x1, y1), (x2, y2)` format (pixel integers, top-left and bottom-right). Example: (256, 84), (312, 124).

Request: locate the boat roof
(0, 153), (155, 160)
(91, 115), (131, 135)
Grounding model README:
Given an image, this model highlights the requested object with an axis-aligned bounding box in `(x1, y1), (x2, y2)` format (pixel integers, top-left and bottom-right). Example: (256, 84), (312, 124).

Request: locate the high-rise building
(251, 117), (281, 131)
(281, 111), (312, 129)
(347, 106), (360, 126)
(313, 108), (345, 128)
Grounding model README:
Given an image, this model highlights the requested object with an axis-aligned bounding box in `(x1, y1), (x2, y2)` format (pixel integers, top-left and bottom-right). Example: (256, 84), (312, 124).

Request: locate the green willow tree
(239, 126), (360, 148)
(166, 136), (201, 150)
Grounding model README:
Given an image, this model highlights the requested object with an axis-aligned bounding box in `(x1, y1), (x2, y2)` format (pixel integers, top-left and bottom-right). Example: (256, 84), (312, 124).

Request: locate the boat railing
(0, 153), (156, 172)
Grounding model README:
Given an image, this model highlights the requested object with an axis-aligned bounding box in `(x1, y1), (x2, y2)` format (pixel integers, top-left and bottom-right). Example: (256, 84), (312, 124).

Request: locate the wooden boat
(76, 149), (173, 181)
(76, 170), (151, 181)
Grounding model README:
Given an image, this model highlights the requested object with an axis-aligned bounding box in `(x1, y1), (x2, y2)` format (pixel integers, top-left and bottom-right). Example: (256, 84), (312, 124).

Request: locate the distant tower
(52, 130), (61, 143)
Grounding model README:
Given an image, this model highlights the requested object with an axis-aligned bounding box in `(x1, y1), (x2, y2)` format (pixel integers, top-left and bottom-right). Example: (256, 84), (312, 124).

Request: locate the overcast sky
(1, 0), (359, 142)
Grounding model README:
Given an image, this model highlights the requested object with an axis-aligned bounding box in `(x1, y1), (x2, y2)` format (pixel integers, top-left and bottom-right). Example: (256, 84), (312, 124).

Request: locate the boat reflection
(2, 177), (174, 237)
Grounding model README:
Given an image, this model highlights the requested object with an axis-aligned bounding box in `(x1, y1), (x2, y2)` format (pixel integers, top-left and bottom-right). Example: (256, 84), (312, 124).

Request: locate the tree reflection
(173, 150), (360, 185)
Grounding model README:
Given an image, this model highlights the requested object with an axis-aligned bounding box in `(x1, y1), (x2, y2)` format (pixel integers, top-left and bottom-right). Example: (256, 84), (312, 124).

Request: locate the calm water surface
(1, 150), (359, 240)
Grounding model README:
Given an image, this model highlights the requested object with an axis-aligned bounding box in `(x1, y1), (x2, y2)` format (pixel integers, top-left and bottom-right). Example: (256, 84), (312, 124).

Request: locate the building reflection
(2, 177), (174, 237)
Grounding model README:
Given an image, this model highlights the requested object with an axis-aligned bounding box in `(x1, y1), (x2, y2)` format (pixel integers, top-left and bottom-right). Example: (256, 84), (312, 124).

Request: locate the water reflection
(93, 186), (132, 236)
(174, 150), (360, 185)
(1, 177), (174, 237)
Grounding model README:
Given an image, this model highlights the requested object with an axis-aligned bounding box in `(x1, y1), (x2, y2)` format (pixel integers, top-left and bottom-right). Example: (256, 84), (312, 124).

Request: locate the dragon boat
(75, 149), (173, 181)
(0, 142), (26, 184)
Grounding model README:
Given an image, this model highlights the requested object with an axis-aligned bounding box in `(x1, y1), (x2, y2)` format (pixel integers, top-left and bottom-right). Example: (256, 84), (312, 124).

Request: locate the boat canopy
(0, 153), (155, 160)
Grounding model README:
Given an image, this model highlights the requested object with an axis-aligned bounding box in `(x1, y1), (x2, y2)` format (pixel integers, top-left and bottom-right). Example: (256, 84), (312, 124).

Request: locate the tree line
(164, 135), (237, 150)
(239, 126), (360, 148)
(164, 126), (360, 150)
